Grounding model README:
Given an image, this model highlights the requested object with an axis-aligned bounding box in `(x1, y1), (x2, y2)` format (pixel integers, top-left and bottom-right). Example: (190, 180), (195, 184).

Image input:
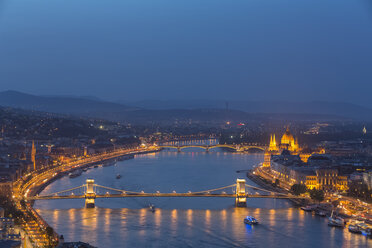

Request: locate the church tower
(269, 134), (278, 151)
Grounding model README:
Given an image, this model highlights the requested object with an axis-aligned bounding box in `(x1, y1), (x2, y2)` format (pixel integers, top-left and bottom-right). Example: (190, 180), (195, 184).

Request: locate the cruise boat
(328, 211), (345, 227)
(118, 155), (134, 161)
(244, 216), (259, 225)
(348, 224), (361, 234)
(149, 204), (155, 213)
(301, 205), (316, 212)
(69, 169), (82, 178)
(116, 174), (122, 179)
(315, 210), (326, 217)
(358, 223), (372, 236)
(103, 161), (116, 167)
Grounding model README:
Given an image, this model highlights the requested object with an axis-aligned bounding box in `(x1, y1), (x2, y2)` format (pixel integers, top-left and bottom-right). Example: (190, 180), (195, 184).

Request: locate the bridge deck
(29, 193), (304, 200)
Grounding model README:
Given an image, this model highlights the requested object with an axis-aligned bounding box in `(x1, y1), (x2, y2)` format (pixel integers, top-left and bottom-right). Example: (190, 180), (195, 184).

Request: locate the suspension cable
(43, 185), (86, 196)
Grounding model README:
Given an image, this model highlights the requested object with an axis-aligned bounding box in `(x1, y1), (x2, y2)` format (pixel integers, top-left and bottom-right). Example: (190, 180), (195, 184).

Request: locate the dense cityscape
(0, 102), (371, 247)
(1, 0), (372, 247)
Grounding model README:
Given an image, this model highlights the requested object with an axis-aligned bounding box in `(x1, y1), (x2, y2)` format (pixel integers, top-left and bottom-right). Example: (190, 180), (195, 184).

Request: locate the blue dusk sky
(0, 0), (371, 106)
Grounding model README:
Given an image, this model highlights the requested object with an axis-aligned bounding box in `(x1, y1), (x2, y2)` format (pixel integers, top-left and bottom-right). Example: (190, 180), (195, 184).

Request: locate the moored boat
(103, 161), (116, 167)
(301, 205), (315, 212)
(315, 210), (326, 217)
(328, 211), (344, 227)
(118, 155), (135, 161)
(358, 223), (372, 237)
(348, 224), (361, 234)
(69, 169), (82, 178)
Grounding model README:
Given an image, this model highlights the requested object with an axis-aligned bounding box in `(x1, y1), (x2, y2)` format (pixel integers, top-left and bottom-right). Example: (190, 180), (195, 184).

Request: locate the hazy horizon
(1, 0), (372, 106)
(2, 89), (372, 109)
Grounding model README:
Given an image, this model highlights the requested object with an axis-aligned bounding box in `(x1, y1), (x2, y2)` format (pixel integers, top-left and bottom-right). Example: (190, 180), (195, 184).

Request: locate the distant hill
(0, 90), (137, 116)
(123, 99), (372, 121)
(0, 91), (350, 123)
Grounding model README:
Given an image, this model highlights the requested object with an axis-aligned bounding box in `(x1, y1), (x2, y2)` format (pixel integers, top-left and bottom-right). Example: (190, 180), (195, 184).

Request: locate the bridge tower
(177, 146), (181, 152)
(85, 179), (96, 208)
(235, 179), (247, 207)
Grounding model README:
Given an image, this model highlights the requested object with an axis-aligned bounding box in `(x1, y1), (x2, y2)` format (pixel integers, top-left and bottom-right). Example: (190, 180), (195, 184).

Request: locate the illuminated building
(31, 141), (36, 171)
(363, 170), (372, 190)
(264, 127), (300, 167)
(279, 127), (299, 152)
(269, 134), (278, 151)
(270, 153), (348, 191)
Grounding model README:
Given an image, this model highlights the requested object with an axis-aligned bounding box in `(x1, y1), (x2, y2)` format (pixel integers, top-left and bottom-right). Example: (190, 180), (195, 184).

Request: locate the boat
(244, 216), (259, 225)
(315, 210), (326, 217)
(348, 224), (361, 234)
(69, 169), (82, 178)
(301, 205), (315, 212)
(116, 174), (121, 179)
(149, 204), (155, 213)
(118, 155), (135, 161)
(361, 229), (371, 236)
(358, 223), (372, 236)
(328, 211), (344, 227)
(82, 168), (88, 172)
(103, 161), (116, 167)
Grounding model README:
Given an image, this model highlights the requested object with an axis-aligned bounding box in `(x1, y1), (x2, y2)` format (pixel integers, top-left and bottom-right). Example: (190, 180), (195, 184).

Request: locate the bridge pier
(235, 179), (247, 207)
(177, 147), (181, 152)
(85, 179), (96, 208)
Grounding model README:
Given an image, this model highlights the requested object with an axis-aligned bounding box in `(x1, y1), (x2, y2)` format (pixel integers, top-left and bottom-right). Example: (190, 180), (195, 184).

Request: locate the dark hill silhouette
(123, 99), (372, 121)
(0, 90), (137, 115)
(0, 91), (350, 123)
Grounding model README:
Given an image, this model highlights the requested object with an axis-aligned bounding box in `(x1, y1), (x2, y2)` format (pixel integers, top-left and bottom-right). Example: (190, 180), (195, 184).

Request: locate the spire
(269, 134), (278, 151)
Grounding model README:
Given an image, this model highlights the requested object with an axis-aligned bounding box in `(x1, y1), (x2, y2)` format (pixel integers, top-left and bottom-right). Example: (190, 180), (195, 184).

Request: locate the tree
(347, 181), (372, 202)
(290, 184), (307, 196)
(310, 189), (325, 203)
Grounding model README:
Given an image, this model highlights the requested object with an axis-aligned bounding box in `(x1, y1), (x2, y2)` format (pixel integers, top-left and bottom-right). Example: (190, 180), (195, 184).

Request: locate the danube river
(35, 149), (371, 247)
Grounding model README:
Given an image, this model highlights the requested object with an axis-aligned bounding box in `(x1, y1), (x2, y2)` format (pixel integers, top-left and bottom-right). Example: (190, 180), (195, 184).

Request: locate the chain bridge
(27, 179), (304, 208)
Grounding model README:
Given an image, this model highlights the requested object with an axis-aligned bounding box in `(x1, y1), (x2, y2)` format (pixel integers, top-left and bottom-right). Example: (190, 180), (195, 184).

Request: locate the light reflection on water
(36, 150), (371, 247)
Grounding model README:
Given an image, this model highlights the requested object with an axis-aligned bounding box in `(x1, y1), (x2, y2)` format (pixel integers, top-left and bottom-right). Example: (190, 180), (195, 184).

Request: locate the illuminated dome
(281, 127), (294, 145)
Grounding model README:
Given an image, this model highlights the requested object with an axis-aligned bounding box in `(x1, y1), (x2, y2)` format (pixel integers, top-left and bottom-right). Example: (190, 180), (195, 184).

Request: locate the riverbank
(247, 167), (371, 224)
(246, 169), (308, 206)
(15, 147), (161, 247)
(32, 149), (160, 200)
(35, 150), (371, 247)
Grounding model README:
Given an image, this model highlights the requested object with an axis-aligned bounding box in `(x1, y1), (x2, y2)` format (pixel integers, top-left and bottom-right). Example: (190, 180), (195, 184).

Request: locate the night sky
(0, 0), (371, 106)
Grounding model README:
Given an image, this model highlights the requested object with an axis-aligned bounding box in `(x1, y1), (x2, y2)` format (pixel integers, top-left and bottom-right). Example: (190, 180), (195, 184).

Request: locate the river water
(35, 148), (371, 247)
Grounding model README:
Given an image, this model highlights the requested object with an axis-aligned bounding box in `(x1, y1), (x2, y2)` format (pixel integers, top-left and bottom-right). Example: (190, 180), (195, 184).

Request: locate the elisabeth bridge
(27, 179), (305, 208)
